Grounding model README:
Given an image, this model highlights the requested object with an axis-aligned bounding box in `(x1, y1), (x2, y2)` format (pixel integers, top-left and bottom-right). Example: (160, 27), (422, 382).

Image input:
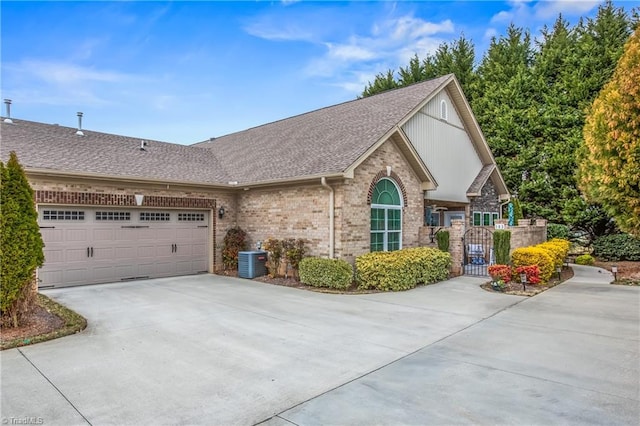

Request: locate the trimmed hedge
(511, 247), (554, 283)
(436, 230), (450, 252)
(511, 238), (569, 283)
(493, 230), (511, 265)
(537, 239), (570, 269)
(593, 234), (640, 261)
(575, 254), (595, 265)
(356, 247), (451, 291)
(299, 257), (353, 289)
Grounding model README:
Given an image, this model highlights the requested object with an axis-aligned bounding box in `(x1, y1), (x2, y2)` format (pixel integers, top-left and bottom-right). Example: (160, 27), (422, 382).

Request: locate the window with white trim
(178, 212), (205, 221)
(42, 210), (85, 221)
(370, 178), (402, 252)
(440, 99), (448, 121)
(96, 211), (130, 221)
(140, 212), (171, 221)
(472, 211), (499, 226)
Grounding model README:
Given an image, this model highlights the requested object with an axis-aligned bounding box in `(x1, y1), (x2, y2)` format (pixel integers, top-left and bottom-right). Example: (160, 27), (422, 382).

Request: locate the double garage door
(38, 206), (210, 288)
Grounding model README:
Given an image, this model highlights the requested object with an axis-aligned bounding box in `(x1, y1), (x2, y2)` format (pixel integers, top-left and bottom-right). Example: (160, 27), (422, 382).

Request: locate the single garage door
(38, 207), (210, 288)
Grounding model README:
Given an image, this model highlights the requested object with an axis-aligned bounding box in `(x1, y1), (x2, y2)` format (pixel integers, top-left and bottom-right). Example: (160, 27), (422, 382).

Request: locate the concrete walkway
(1, 266), (638, 425)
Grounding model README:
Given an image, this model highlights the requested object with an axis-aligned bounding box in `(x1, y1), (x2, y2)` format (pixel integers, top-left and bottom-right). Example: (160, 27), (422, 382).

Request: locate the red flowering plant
(515, 265), (541, 284)
(488, 265), (512, 283)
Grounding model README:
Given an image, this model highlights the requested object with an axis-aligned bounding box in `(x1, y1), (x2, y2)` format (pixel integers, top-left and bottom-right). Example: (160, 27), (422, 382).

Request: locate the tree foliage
(1, 152), (45, 327)
(578, 29), (640, 236)
(359, 1), (635, 240)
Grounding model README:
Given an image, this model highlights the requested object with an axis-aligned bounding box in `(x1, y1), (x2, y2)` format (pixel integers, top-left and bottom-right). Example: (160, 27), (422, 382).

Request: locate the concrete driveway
(1, 265), (638, 425)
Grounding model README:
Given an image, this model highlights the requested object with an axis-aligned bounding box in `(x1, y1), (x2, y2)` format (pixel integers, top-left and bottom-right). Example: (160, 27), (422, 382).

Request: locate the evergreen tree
(361, 69), (398, 97)
(1, 152), (45, 327)
(578, 29), (640, 236)
(472, 25), (537, 206)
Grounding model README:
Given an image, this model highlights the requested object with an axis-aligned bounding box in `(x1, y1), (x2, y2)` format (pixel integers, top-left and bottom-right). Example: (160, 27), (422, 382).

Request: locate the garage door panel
(92, 228), (116, 242)
(43, 249), (65, 264)
(65, 229), (89, 241)
(66, 248), (90, 262)
(38, 207), (210, 288)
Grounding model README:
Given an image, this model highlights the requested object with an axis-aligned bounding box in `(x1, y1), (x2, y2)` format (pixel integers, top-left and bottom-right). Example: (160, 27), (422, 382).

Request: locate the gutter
(320, 177), (335, 259)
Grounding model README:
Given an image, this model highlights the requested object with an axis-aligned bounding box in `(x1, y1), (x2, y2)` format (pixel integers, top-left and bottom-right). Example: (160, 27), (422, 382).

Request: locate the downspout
(321, 177), (335, 259)
(499, 197), (511, 219)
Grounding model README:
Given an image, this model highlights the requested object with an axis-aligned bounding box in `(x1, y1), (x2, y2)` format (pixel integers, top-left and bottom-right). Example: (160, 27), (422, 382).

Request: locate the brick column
(449, 219), (465, 276)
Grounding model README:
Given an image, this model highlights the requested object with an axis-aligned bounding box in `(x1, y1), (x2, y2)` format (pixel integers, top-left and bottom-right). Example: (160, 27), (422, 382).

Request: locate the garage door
(38, 207), (210, 288)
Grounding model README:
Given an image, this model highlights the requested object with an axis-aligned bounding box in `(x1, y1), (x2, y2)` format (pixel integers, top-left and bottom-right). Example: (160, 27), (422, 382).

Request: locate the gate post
(450, 219), (465, 276)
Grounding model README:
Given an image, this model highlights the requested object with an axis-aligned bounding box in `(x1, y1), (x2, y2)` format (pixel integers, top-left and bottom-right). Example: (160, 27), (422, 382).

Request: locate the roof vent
(3, 99), (13, 124)
(140, 140), (147, 151)
(76, 112), (84, 136)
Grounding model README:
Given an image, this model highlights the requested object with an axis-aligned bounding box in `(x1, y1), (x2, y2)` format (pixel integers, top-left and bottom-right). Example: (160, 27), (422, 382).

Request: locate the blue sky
(2, 1), (638, 145)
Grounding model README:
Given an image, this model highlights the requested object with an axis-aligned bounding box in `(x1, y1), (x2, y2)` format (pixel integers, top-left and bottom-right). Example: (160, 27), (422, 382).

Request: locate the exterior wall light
(218, 206), (225, 219)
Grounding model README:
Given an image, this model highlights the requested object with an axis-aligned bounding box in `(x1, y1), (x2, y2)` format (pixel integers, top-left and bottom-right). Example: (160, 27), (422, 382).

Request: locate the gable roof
(194, 75), (451, 185)
(0, 119), (232, 186)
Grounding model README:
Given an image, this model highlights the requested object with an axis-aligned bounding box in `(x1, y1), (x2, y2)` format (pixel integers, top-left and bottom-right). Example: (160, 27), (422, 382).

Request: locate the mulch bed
(480, 266), (575, 297)
(593, 260), (640, 285)
(1, 304), (64, 344)
(1, 294), (87, 351)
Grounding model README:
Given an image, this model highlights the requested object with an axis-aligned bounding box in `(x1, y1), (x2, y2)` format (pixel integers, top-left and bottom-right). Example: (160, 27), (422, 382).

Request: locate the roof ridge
(195, 74), (453, 144)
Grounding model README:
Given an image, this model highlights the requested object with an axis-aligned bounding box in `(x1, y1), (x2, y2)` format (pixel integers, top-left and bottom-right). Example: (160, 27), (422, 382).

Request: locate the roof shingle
(1, 75), (451, 186)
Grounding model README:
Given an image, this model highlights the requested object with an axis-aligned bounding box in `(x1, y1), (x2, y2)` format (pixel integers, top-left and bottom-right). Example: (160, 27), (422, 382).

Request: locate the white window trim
(371, 178), (403, 252)
(440, 99), (448, 121)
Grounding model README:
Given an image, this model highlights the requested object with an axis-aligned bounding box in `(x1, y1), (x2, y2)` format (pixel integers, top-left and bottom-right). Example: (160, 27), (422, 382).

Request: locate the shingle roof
(196, 75), (451, 184)
(467, 164), (496, 196)
(0, 119), (231, 185)
(1, 75), (451, 186)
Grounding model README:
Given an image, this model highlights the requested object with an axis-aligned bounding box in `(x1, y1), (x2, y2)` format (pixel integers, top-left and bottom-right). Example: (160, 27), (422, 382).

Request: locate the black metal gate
(463, 227), (494, 276)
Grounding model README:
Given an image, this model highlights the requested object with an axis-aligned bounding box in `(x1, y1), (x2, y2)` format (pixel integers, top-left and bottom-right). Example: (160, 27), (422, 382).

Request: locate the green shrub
(282, 238), (306, 280)
(299, 257), (353, 289)
(575, 254), (595, 265)
(263, 238), (284, 278)
(1, 152), (45, 327)
(537, 239), (570, 269)
(511, 247), (554, 283)
(493, 230), (511, 265)
(356, 247), (451, 291)
(221, 227), (247, 270)
(593, 234), (640, 261)
(436, 230), (450, 252)
(547, 223), (569, 240)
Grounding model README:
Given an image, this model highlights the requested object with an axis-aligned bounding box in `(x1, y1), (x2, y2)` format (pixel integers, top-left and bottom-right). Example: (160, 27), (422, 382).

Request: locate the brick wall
(27, 175), (237, 271)
(336, 139), (425, 263)
(236, 183), (331, 257)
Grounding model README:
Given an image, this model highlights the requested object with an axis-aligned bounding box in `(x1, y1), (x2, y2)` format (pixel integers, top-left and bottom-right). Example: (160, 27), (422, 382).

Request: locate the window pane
(388, 232), (400, 251)
(372, 179), (401, 206)
(473, 212), (481, 226)
(370, 232), (384, 252)
(492, 213), (499, 225)
(371, 208), (385, 231)
(483, 213), (491, 226)
(388, 209), (401, 230)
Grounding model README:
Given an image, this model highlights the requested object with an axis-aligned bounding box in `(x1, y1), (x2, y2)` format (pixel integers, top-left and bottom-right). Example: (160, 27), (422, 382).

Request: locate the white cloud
(533, 0), (601, 19)
(483, 28), (499, 41)
(304, 13), (454, 91)
(491, 0), (602, 25)
(2, 60), (135, 107)
(243, 17), (314, 41)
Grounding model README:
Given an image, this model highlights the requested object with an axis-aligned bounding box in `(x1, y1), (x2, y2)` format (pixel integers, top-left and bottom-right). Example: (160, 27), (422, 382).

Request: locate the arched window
(370, 178), (402, 252)
(440, 99), (448, 121)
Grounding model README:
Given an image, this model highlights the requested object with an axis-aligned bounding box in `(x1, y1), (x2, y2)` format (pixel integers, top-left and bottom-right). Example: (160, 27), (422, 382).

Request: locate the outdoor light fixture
(218, 206), (225, 219)
(611, 265), (618, 281)
(520, 273), (527, 291)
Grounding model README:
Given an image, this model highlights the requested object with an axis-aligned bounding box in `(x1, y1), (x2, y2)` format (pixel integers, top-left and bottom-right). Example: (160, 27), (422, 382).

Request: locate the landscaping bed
(593, 260), (640, 285)
(481, 266), (574, 296)
(1, 294), (87, 351)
